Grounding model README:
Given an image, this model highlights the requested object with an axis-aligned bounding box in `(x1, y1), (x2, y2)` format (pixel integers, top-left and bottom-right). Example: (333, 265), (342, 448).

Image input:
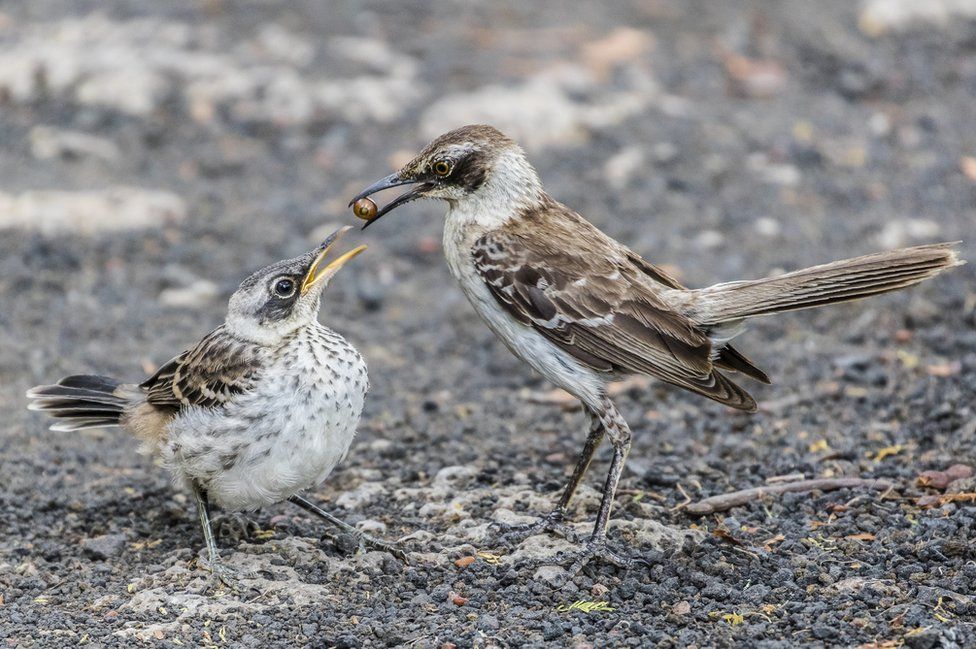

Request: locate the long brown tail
(691, 242), (963, 325)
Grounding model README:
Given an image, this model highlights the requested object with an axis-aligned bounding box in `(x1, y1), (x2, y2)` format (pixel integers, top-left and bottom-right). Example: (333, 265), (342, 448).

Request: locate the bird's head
(350, 124), (540, 228)
(225, 226), (366, 344)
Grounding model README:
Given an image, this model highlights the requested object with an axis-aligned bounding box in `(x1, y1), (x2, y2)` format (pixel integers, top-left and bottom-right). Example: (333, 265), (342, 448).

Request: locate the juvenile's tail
(692, 242), (963, 325)
(26, 375), (128, 431)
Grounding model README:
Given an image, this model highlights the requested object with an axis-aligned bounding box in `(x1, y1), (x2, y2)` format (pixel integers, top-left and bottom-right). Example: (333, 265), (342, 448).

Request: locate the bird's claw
(562, 538), (652, 576)
(356, 533), (408, 563)
(197, 557), (246, 593)
(497, 510), (580, 545)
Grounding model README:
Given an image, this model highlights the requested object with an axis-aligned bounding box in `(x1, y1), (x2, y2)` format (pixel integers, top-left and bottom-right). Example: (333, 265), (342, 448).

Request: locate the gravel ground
(1, 1), (975, 647)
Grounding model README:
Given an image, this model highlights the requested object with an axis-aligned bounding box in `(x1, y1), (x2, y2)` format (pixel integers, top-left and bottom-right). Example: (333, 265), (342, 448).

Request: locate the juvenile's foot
(196, 556), (246, 593)
(497, 509), (581, 545)
(212, 513), (258, 544)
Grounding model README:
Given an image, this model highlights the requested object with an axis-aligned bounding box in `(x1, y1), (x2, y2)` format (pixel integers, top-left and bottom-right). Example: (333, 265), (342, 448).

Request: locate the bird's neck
(446, 149), (544, 233)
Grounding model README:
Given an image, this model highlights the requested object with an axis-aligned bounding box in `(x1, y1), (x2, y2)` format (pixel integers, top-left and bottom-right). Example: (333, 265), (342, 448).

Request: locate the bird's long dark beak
(348, 173), (432, 230)
(301, 226), (367, 294)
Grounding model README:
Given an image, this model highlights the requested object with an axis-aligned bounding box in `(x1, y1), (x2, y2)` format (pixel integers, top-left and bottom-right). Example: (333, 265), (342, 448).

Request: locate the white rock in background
(875, 218), (942, 248)
(0, 14), (424, 124)
(859, 0), (976, 36)
(604, 146), (646, 190)
(30, 126), (120, 163)
(335, 482), (386, 510)
(0, 187), (186, 235)
(747, 152), (801, 186)
(158, 280), (220, 309)
(754, 217), (781, 238)
(694, 229), (725, 251)
(420, 63), (658, 152)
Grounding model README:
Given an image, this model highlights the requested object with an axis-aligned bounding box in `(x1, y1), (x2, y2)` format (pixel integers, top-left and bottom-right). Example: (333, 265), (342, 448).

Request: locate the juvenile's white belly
(443, 215), (606, 410)
(163, 326), (368, 511)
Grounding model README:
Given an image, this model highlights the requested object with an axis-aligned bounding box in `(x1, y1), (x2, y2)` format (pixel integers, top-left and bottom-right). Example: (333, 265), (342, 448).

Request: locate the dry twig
(686, 478), (895, 515)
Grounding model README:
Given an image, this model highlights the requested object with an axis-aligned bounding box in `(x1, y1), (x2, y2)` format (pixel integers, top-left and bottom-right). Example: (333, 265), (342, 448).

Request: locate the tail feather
(26, 374), (127, 431)
(693, 242), (963, 324)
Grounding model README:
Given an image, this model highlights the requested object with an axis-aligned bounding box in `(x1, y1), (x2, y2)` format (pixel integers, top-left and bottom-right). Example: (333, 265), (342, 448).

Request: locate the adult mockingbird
(351, 124), (962, 571)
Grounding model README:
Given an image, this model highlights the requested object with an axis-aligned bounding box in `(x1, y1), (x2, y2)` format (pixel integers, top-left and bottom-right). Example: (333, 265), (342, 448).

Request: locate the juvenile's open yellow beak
(300, 227), (368, 295)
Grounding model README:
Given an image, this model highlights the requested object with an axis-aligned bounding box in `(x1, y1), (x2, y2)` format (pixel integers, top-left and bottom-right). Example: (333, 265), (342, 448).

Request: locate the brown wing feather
(627, 250), (770, 384)
(473, 215), (757, 411)
(142, 326), (261, 411)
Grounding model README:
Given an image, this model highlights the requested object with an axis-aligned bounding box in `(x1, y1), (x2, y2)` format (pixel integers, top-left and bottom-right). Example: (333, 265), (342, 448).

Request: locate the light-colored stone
(30, 127), (120, 163)
(604, 146), (646, 190)
(609, 517), (703, 551)
(432, 465), (478, 487)
(533, 565), (569, 587)
(420, 63), (657, 152)
(0, 187), (186, 235)
(860, 0), (976, 36)
(335, 481), (387, 510)
(158, 280), (220, 309)
(0, 15), (423, 124)
(875, 218), (941, 249)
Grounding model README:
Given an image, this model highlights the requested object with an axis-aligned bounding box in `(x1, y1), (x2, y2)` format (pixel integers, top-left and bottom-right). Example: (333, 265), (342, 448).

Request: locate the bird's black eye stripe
(433, 160), (451, 176)
(272, 277), (296, 298)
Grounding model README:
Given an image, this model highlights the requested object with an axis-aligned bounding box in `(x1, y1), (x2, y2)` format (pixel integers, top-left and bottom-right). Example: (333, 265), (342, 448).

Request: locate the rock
(532, 565), (569, 587)
(356, 519), (387, 535)
(432, 465), (478, 487)
(859, 0), (976, 37)
(420, 63), (657, 152)
(724, 55), (787, 99)
(604, 146), (646, 190)
(335, 482), (386, 510)
(0, 15), (423, 125)
(609, 518), (704, 551)
(875, 218), (941, 249)
(158, 280), (220, 309)
(694, 229), (725, 251)
(0, 187), (186, 235)
(754, 217), (781, 238)
(506, 534), (579, 564)
(825, 577), (901, 597)
(81, 533), (128, 560)
(30, 127), (120, 163)
(748, 153), (801, 186)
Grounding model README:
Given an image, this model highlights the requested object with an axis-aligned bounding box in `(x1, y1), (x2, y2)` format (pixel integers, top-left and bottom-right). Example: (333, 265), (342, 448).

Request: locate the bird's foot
(498, 509), (580, 545)
(561, 537), (651, 576)
(196, 556), (246, 594)
(355, 532), (408, 563)
(332, 528), (407, 562)
(212, 513), (259, 544)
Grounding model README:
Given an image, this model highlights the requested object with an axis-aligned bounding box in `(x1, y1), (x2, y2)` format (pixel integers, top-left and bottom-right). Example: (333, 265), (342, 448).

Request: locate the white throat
(446, 149), (542, 232)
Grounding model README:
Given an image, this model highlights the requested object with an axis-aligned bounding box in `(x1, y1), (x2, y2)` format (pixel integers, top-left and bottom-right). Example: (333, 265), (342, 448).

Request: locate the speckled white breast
(163, 324), (368, 511)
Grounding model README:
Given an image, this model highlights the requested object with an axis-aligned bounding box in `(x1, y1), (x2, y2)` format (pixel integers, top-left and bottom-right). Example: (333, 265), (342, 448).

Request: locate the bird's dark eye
(433, 160), (451, 176)
(272, 277), (296, 298)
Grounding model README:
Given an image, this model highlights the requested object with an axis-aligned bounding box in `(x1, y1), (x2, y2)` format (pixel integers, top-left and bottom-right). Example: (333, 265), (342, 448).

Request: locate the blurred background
(1, 1), (974, 645)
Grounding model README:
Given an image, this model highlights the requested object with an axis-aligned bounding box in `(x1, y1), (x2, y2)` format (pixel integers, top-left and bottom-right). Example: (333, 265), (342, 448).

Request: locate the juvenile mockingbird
(27, 227), (402, 585)
(351, 124), (962, 570)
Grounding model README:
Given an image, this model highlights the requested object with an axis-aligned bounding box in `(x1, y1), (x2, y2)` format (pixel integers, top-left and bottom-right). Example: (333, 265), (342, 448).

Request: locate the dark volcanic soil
(1, 1), (975, 647)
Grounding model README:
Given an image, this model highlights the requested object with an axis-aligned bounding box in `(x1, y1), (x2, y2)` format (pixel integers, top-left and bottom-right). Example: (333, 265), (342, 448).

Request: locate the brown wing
(141, 325), (261, 411)
(626, 251), (770, 384)
(472, 220), (757, 411)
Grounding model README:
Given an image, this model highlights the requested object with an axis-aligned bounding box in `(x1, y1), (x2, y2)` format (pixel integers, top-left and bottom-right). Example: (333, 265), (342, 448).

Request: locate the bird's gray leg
(287, 494), (406, 562)
(498, 411), (604, 544)
(565, 396), (642, 573)
(192, 485), (240, 588)
(554, 410), (606, 513)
